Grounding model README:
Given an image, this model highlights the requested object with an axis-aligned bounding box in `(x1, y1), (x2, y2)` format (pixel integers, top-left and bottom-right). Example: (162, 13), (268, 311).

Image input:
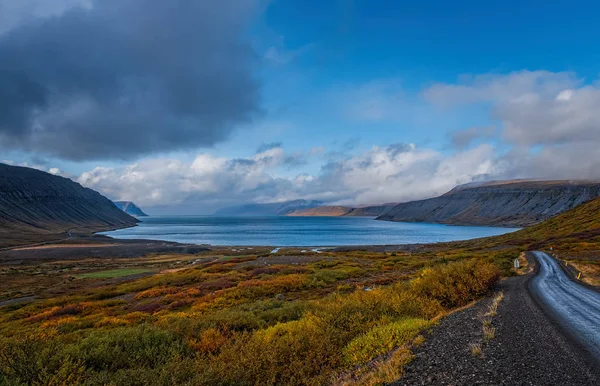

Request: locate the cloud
(0, 0), (262, 161)
(427, 70), (600, 181)
(256, 142), (283, 153)
(0, 0), (92, 35)
(79, 143), (499, 212)
(497, 85), (600, 146)
(423, 70), (579, 107)
(450, 126), (497, 149)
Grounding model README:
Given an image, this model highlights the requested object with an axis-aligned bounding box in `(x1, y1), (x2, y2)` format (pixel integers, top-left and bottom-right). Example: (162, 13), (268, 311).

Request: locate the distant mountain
(288, 206), (352, 216)
(0, 163), (138, 248)
(377, 180), (600, 227)
(288, 203), (397, 217)
(114, 201), (148, 217)
(215, 199), (324, 216)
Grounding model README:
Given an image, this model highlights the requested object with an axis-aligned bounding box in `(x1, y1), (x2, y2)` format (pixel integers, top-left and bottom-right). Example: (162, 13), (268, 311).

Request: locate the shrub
(410, 259), (500, 308)
(206, 314), (340, 386)
(65, 325), (192, 372)
(343, 318), (431, 366)
(0, 333), (86, 385)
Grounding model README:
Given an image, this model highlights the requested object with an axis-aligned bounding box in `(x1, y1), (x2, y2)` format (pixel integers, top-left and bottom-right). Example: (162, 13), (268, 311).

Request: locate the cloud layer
(78, 143), (496, 213)
(0, 0), (261, 160)
(77, 70), (600, 212)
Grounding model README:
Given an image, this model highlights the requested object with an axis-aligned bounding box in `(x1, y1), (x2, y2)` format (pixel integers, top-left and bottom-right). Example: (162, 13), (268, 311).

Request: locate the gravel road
(530, 251), (600, 359)
(392, 254), (600, 385)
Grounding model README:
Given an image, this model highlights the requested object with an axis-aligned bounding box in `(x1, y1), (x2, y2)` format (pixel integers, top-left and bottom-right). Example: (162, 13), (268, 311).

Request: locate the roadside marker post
(577, 272), (582, 280)
(514, 259), (520, 269)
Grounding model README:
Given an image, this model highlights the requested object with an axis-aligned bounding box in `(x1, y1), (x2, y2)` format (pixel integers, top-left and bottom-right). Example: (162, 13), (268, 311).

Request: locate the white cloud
(78, 143), (500, 212)
(422, 70), (600, 182)
(423, 70), (580, 107)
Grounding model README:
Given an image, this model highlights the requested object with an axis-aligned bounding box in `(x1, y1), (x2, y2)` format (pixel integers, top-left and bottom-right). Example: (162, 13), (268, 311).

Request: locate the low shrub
(410, 259), (500, 308)
(343, 318), (431, 366)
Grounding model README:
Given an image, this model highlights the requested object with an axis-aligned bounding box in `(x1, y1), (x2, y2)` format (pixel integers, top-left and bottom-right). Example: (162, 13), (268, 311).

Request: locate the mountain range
(214, 199), (324, 216)
(288, 180), (600, 227)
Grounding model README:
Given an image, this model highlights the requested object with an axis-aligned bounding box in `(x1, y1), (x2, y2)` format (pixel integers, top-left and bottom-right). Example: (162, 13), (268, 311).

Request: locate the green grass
(76, 268), (153, 279)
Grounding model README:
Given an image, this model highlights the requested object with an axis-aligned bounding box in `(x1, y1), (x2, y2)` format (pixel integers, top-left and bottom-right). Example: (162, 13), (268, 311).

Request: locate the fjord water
(101, 216), (519, 246)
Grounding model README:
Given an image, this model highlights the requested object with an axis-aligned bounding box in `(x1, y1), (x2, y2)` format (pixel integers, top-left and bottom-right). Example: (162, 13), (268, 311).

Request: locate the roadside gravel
(392, 272), (600, 385)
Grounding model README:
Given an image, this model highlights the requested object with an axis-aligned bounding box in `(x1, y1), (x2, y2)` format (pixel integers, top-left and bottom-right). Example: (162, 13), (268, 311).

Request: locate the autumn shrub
(190, 327), (229, 354)
(65, 325), (192, 372)
(204, 314), (340, 386)
(410, 259), (500, 308)
(0, 333), (86, 386)
(342, 318), (431, 366)
(135, 287), (178, 300)
(199, 277), (238, 291)
(313, 269), (351, 284)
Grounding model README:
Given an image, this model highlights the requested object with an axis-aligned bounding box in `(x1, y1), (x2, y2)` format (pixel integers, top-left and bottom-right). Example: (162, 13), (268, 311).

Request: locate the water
(100, 215), (519, 246)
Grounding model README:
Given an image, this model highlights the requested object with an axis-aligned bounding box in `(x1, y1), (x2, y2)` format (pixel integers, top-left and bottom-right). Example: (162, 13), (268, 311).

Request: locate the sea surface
(100, 215), (520, 247)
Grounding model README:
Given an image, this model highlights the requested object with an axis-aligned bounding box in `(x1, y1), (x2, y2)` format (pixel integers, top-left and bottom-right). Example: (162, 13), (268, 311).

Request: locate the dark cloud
(0, 0), (262, 160)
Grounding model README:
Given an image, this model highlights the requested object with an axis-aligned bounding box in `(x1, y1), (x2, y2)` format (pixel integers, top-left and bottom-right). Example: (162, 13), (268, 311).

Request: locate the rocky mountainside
(215, 199), (324, 216)
(0, 163), (138, 247)
(376, 180), (600, 227)
(114, 201), (148, 217)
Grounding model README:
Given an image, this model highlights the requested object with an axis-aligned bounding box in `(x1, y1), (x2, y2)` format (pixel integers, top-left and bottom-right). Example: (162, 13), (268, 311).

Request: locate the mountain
(376, 180), (600, 227)
(114, 201), (148, 217)
(288, 206), (352, 216)
(288, 203), (397, 217)
(0, 163), (138, 248)
(214, 199), (324, 216)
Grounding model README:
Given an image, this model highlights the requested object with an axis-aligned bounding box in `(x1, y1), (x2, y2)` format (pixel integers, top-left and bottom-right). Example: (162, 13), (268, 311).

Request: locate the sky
(2, 0), (600, 214)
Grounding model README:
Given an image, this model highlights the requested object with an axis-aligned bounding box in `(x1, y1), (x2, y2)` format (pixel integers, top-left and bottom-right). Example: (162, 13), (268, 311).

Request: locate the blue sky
(2, 0), (600, 213)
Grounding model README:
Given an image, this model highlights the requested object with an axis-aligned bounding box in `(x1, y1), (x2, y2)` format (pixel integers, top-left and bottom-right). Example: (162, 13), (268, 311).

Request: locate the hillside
(0, 163), (138, 248)
(494, 194), (600, 249)
(114, 201), (148, 217)
(214, 199), (323, 216)
(377, 180), (600, 227)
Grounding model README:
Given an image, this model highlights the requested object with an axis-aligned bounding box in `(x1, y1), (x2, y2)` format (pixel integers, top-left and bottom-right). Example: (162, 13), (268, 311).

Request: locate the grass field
(76, 268), (153, 279)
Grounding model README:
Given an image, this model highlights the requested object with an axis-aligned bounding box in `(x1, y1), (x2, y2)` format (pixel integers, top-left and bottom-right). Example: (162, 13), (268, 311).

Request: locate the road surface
(530, 251), (600, 359)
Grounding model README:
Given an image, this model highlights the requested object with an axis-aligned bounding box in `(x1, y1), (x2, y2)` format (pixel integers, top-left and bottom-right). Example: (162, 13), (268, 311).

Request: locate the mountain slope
(0, 163), (138, 248)
(495, 194), (600, 248)
(214, 200), (324, 216)
(377, 180), (600, 227)
(114, 201), (148, 217)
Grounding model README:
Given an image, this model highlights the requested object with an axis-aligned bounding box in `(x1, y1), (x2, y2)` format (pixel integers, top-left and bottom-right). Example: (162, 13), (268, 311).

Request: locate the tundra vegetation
(2, 196), (600, 385)
(1, 248), (502, 386)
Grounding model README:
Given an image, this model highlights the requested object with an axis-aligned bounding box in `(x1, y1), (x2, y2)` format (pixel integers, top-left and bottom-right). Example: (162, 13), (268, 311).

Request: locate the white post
(514, 259), (520, 269)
